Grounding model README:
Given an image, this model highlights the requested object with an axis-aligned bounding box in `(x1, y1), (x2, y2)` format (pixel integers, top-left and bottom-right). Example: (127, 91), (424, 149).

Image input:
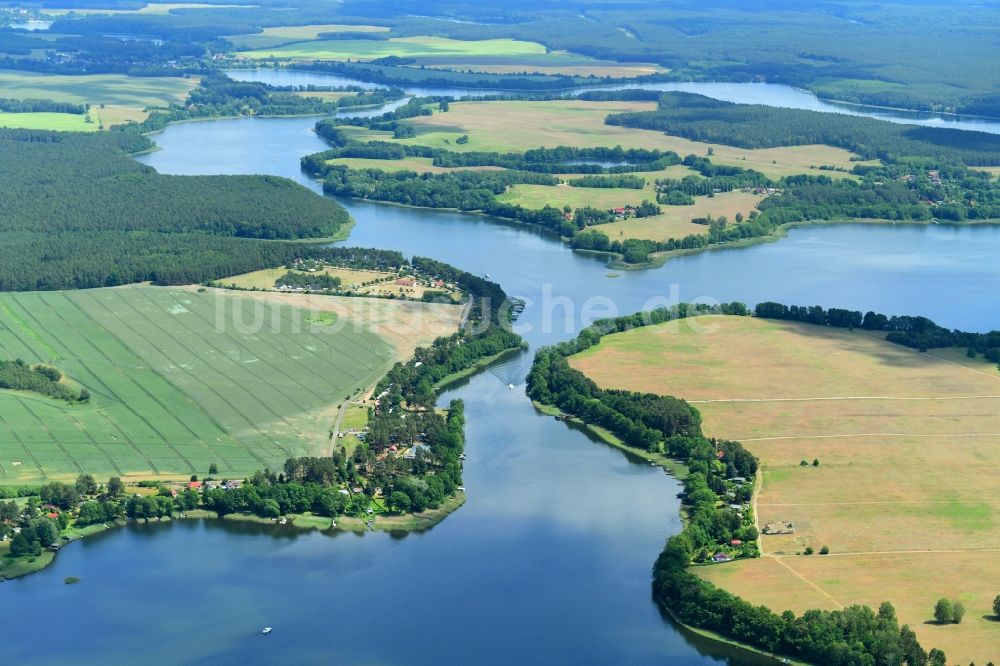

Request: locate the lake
(4, 85), (1000, 666)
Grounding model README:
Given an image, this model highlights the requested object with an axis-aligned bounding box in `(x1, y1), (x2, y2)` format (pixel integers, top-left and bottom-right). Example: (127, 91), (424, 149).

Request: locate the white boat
(261, 627), (272, 635)
(508, 384), (514, 389)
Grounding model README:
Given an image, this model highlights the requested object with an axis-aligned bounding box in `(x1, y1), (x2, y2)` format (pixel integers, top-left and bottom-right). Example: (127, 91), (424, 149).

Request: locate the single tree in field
(993, 594), (1000, 618)
(934, 598), (953, 624)
(928, 648), (947, 666)
(951, 600), (965, 624)
(208, 463), (218, 476)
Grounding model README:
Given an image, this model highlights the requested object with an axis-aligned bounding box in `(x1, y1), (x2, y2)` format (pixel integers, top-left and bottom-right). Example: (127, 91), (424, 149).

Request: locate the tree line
(754, 301), (1000, 358)
(0, 360), (89, 404)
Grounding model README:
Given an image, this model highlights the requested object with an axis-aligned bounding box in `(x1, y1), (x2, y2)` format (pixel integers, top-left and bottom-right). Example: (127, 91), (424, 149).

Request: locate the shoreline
(1, 494), (466, 583)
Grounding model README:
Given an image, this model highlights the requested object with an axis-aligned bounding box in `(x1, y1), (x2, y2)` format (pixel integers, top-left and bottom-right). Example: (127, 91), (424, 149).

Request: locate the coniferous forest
(0, 128), (350, 290)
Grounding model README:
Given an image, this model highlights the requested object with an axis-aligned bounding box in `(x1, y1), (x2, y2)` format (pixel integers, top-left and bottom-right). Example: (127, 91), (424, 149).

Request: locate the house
(187, 481), (202, 489)
(403, 443), (431, 460)
(730, 539), (742, 547)
(711, 552), (733, 563)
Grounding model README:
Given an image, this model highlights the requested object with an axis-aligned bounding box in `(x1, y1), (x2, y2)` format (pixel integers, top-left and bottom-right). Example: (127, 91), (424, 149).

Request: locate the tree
(389, 490), (411, 514)
(934, 598), (953, 624)
(993, 594), (1000, 618)
(803, 546), (814, 555)
(32, 517), (59, 547)
(819, 545), (830, 554)
(928, 648), (947, 666)
(812, 458), (820, 467)
(9, 531), (39, 557)
(951, 600), (965, 624)
(107, 476), (124, 498)
(208, 463), (218, 476)
(75, 473), (98, 496)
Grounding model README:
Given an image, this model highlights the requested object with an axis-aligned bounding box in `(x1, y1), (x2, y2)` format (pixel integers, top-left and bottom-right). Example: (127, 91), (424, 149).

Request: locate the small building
(730, 539), (742, 547)
(187, 481), (202, 489)
(711, 552), (733, 563)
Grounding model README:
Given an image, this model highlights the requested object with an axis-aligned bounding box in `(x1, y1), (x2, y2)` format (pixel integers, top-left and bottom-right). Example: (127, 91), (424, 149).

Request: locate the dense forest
(527, 301), (939, 665)
(0, 128), (350, 290)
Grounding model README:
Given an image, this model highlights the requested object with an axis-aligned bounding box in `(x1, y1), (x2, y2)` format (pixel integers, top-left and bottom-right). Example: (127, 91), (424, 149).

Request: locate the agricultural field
(0, 286), (461, 484)
(0, 110), (98, 131)
(498, 182), (764, 242)
(235, 35), (658, 78)
(0, 70), (198, 125)
(569, 315), (1000, 663)
(358, 100), (871, 180)
(226, 23), (389, 50)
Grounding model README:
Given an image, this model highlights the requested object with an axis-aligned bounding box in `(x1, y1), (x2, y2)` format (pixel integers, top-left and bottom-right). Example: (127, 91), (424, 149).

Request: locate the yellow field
(570, 316), (1000, 663)
(220, 266), (459, 300)
(498, 182), (763, 241)
(356, 100), (870, 180)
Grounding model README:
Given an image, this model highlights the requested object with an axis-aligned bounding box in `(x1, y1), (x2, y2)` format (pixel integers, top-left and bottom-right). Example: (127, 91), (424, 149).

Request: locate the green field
(0, 111), (98, 131)
(0, 286), (397, 483)
(227, 23), (389, 50)
(238, 35), (547, 61)
(0, 70), (198, 125)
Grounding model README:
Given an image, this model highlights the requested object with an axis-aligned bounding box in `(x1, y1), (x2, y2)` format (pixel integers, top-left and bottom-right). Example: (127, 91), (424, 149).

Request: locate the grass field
(348, 100), (871, 180)
(569, 316), (1000, 663)
(0, 70), (197, 125)
(0, 111), (98, 131)
(0, 286), (460, 484)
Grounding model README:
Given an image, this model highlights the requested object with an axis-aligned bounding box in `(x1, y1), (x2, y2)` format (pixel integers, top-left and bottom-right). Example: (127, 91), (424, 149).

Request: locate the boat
(507, 383), (514, 389)
(261, 627), (272, 635)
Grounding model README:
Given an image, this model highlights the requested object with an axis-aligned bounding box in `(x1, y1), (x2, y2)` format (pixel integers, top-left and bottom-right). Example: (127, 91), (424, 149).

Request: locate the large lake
(4, 79), (1000, 665)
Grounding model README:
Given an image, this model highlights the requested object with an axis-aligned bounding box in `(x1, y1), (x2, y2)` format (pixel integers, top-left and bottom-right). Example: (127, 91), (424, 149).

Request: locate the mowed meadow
(570, 316), (1000, 663)
(0, 286), (449, 484)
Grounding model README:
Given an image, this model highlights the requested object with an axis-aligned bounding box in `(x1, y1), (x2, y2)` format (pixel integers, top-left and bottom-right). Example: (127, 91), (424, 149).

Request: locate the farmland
(497, 183), (764, 241)
(358, 100), (872, 180)
(226, 23), (389, 50)
(0, 286), (461, 484)
(219, 265), (462, 300)
(0, 111), (97, 131)
(569, 315), (1000, 663)
(0, 70), (198, 125)
(236, 35), (662, 78)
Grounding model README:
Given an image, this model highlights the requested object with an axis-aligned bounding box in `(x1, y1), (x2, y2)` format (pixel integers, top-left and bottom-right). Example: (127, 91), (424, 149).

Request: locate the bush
(803, 546), (814, 555)
(819, 545), (830, 555)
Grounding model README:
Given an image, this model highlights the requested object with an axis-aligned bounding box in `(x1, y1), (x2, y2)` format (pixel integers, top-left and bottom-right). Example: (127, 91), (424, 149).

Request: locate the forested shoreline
(0, 128), (351, 290)
(527, 303), (943, 665)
